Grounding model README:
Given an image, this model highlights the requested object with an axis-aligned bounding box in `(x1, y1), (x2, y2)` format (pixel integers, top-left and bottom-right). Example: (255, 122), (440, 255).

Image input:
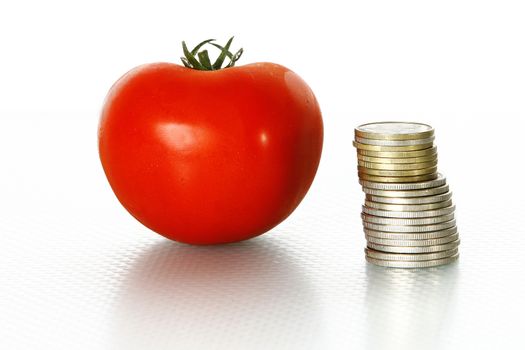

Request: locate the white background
(1, 1), (525, 349)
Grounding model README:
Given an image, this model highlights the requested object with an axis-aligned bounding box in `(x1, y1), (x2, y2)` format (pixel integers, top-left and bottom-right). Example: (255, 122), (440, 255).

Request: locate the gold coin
(358, 160), (437, 170)
(356, 146), (438, 158)
(358, 165), (438, 177)
(355, 122), (434, 140)
(364, 199), (453, 211)
(353, 141), (433, 152)
(358, 173), (438, 183)
(357, 154), (438, 164)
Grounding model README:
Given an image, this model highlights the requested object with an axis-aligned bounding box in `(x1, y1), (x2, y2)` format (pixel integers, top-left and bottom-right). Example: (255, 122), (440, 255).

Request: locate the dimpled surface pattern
(1, 113), (524, 350)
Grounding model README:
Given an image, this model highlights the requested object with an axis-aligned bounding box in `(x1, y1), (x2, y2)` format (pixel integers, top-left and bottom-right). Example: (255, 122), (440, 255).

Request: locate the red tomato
(99, 61), (323, 244)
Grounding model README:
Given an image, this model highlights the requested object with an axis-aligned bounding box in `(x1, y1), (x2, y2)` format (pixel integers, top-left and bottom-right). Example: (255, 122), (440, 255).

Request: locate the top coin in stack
(355, 121), (434, 141)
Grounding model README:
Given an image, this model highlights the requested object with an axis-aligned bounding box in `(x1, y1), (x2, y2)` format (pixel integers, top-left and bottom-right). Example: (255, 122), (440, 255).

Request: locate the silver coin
(365, 253), (459, 268)
(362, 205), (456, 218)
(363, 219), (456, 232)
(361, 212), (454, 226)
(359, 173), (446, 190)
(355, 122), (434, 140)
(355, 135), (435, 146)
(367, 239), (460, 253)
(364, 199), (453, 212)
(362, 184), (449, 198)
(365, 247), (458, 261)
(365, 191), (453, 204)
(366, 233), (459, 247)
(364, 226), (458, 240)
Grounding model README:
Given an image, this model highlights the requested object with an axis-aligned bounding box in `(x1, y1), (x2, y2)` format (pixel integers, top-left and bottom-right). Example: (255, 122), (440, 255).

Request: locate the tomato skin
(99, 62), (323, 244)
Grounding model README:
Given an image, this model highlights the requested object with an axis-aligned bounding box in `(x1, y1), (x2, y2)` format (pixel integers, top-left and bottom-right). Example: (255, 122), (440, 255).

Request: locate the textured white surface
(1, 114), (524, 350)
(2, 1), (525, 349)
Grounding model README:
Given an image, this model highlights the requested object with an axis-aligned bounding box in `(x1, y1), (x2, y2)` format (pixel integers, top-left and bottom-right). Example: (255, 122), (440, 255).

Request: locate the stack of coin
(353, 122), (459, 268)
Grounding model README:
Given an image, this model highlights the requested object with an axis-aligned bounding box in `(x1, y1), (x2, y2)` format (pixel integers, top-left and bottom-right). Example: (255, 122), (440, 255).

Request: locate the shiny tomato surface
(99, 62), (323, 244)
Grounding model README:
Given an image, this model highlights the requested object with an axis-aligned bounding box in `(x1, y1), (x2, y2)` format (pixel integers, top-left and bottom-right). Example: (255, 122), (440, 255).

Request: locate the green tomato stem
(181, 37), (243, 70)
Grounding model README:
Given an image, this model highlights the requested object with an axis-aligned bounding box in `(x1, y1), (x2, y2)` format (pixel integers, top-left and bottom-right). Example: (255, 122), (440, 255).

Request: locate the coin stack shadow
(353, 122), (460, 268)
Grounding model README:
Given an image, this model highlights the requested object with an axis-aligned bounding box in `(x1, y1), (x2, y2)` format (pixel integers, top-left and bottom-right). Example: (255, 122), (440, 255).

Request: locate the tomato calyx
(181, 36), (244, 71)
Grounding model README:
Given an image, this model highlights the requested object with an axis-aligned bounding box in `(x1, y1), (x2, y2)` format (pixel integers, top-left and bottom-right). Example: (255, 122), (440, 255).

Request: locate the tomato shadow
(364, 262), (460, 350)
(111, 236), (321, 349)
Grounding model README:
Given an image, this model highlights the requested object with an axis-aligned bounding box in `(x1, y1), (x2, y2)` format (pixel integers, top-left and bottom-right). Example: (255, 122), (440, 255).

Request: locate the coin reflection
(365, 263), (459, 350)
